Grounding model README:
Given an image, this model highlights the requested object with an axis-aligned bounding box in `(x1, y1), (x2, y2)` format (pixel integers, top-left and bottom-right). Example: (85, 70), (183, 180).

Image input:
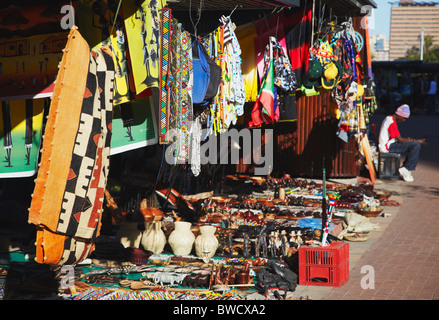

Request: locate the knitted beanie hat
(395, 104), (410, 118)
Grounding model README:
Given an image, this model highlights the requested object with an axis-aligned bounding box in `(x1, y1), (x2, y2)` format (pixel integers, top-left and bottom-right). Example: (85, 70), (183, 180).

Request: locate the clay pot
(195, 225), (219, 261)
(141, 221), (166, 254)
(116, 222), (142, 248)
(168, 221), (195, 256)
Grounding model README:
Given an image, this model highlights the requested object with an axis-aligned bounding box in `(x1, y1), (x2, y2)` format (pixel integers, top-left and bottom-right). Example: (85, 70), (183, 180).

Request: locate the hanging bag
(192, 41), (211, 104)
(192, 38), (221, 105)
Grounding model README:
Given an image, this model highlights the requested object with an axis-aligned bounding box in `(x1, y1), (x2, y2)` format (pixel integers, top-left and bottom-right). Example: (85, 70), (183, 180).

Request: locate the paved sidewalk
(292, 114), (439, 300)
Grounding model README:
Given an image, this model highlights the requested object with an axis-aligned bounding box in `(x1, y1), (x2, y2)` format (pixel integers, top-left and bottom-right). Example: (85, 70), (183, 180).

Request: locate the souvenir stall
(224, 0), (379, 180)
(0, 0), (390, 301)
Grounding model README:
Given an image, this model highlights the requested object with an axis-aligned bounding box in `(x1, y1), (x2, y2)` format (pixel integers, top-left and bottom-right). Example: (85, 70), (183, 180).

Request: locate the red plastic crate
(298, 241), (349, 287)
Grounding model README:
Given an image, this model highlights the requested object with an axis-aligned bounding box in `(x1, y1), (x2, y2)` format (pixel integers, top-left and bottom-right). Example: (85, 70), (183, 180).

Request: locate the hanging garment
(254, 13), (288, 84)
(178, 31), (193, 163)
(167, 18), (183, 145)
(250, 39), (275, 127)
(76, 0), (137, 104)
(250, 36), (296, 126)
(235, 22), (258, 102)
(200, 26), (226, 134)
(192, 38), (220, 105)
(222, 17), (245, 117)
(158, 7), (172, 143)
(28, 27), (115, 265)
(284, 4), (312, 87)
(123, 0), (163, 94)
(278, 90), (297, 121)
(160, 18), (195, 162)
(0, 99), (45, 178)
(271, 37), (297, 92)
(333, 36), (354, 94)
(109, 22), (135, 106)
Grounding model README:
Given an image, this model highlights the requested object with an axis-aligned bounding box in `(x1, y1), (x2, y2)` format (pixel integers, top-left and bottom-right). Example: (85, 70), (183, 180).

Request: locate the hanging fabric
(123, 0), (163, 94)
(222, 16), (245, 117)
(254, 13), (288, 84)
(108, 3), (134, 106)
(178, 30), (193, 163)
(199, 16), (245, 134)
(284, 3), (313, 87)
(235, 22), (258, 102)
(0, 99), (45, 178)
(110, 96), (158, 155)
(159, 7), (172, 143)
(167, 18), (183, 148)
(192, 39), (213, 105)
(250, 37), (276, 127)
(28, 27), (115, 265)
(249, 36), (296, 127)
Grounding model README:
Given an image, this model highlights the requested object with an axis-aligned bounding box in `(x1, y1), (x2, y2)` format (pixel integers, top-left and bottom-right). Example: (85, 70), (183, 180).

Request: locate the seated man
(378, 104), (426, 182)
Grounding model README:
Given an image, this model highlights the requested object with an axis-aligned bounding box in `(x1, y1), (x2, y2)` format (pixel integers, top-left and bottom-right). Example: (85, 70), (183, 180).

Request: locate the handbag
(192, 41), (210, 104)
(192, 39), (221, 105)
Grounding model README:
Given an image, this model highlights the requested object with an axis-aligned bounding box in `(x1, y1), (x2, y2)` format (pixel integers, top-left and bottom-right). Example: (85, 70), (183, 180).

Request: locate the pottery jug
(141, 221), (166, 254)
(116, 222), (142, 248)
(195, 225), (218, 261)
(168, 221), (195, 256)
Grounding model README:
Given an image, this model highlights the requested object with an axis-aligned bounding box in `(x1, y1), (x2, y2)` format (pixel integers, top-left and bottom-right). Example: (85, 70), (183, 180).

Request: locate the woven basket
(357, 207), (383, 217)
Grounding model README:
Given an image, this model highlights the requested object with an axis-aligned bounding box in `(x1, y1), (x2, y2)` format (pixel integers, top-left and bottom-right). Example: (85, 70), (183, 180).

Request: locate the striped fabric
(29, 27), (115, 265)
(159, 8), (172, 143)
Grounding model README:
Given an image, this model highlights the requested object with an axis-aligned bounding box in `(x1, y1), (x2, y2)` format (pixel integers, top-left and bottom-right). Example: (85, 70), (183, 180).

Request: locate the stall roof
(317, 0), (377, 16)
(166, 0), (300, 11)
(167, 0), (376, 12)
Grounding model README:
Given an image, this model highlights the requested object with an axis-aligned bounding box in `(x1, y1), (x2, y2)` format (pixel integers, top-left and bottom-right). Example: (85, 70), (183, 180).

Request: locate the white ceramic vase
(115, 222), (142, 248)
(141, 221), (166, 254)
(168, 221), (195, 256)
(195, 225), (218, 261)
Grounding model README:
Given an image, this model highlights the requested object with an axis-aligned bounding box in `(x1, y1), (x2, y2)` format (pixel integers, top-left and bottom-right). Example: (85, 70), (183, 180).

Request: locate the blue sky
(369, 1), (392, 38)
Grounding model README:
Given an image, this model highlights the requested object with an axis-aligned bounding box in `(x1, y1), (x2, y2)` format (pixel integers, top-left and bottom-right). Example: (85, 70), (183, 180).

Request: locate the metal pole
(420, 27), (424, 61)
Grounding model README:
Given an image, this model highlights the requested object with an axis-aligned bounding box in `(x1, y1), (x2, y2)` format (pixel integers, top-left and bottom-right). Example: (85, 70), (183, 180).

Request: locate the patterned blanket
(29, 27), (115, 265)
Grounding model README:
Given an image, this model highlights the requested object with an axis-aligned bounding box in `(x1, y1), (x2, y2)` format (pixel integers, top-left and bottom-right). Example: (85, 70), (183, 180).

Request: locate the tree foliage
(398, 35), (439, 62)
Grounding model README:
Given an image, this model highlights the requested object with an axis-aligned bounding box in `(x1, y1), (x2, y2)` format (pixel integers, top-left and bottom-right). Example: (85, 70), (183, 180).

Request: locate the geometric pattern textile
(28, 27), (115, 265)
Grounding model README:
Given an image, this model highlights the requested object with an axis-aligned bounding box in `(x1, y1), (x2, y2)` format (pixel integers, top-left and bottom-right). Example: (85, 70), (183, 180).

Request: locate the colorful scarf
(159, 7), (172, 143)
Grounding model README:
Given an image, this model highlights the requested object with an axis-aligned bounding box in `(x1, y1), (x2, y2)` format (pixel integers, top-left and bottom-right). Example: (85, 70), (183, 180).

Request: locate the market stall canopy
(166, 0), (376, 13)
(166, 0), (301, 11)
(322, 0), (377, 15)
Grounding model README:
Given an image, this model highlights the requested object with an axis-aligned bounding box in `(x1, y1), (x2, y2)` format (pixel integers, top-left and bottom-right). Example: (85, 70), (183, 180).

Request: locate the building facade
(389, 1), (439, 61)
(370, 34), (390, 61)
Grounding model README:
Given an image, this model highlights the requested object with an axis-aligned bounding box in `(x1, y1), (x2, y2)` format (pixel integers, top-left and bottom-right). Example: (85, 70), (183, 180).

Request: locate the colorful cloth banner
(123, 0), (163, 94)
(0, 99), (45, 178)
(110, 96), (158, 155)
(29, 27), (115, 265)
(76, 0), (136, 106)
(158, 7), (172, 142)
